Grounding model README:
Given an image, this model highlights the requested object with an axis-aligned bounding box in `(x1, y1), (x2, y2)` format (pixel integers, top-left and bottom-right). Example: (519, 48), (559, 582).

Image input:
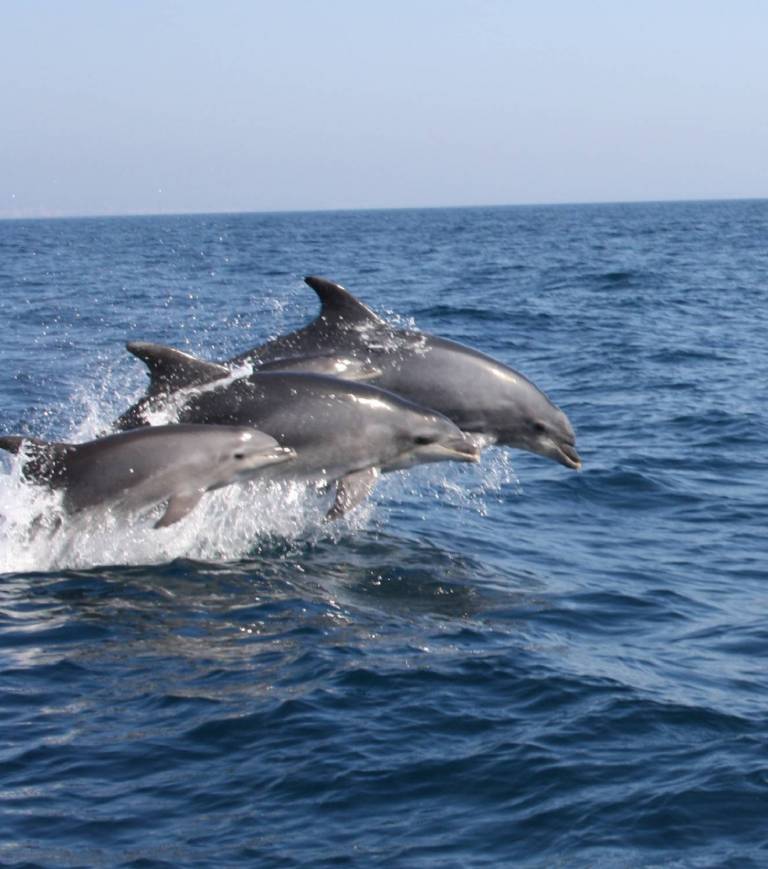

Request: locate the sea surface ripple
(1, 201), (767, 867)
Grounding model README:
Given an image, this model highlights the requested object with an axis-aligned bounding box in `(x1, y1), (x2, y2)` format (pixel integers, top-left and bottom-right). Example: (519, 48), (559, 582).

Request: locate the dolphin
(0, 424), (295, 528)
(125, 277), (581, 469)
(234, 276), (582, 470)
(114, 369), (481, 518)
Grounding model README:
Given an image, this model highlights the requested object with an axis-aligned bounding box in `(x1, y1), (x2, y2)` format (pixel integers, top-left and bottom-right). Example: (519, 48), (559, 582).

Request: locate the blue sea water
(0, 200), (767, 867)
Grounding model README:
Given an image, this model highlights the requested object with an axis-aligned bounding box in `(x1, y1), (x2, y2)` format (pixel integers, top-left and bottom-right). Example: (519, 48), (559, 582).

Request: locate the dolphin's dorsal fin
(304, 276), (385, 328)
(0, 436), (74, 485)
(126, 342), (231, 396)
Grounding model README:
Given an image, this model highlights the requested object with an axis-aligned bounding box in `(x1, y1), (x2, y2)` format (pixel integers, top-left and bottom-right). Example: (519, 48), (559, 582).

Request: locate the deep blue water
(1, 201), (767, 867)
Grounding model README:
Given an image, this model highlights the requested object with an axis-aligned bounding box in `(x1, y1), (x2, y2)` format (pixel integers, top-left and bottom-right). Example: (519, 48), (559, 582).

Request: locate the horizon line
(1, 194), (766, 223)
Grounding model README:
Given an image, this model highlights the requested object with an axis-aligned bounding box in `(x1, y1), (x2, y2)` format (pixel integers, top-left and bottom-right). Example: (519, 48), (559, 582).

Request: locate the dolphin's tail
(0, 435), (26, 455)
(0, 435), (73, 486)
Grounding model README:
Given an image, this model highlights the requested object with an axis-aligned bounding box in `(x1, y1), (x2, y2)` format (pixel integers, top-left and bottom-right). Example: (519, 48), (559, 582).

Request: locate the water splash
(0, 332), (512, 572)
(0, 446), (512, 573)
(0, 463), (345, 573)
(382, 447), (521, 518)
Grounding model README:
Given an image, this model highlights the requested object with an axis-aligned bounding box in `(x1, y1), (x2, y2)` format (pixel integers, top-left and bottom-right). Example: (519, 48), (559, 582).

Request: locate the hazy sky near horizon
(2, 1), (767, 218)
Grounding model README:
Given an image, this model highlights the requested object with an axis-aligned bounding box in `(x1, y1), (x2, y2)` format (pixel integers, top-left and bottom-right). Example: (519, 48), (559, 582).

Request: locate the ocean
(0, 200), (766, 867)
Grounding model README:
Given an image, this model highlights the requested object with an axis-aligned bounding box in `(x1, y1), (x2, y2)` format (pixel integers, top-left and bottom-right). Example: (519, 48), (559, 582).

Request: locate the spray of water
(0, 433), (516, 573)
(0, 446), (372, 574)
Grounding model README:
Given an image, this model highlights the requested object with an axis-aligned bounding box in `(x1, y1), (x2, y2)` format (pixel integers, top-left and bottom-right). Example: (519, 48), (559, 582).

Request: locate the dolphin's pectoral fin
(258, 353), (382, 382)
(304, 276), (385, 328)
(154, 491), (205, 528)
(127, 341), (231, 396)
(325, 467), (380, 521)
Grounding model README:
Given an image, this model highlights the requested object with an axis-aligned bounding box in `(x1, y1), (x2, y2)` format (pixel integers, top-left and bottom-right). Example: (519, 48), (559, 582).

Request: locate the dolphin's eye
(414, 436), (434, 446)
(234, 452), (246, 460)
(533, 422), (547, 434)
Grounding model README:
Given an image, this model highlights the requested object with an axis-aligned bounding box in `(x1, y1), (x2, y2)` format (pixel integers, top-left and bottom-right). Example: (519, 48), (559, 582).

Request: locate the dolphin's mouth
(266, 446), (297, 464)
(555, 442), (582, 470)
(382, 436), (481, 472)
(437, 436), (482, 464)
(239, 445), (296, 474)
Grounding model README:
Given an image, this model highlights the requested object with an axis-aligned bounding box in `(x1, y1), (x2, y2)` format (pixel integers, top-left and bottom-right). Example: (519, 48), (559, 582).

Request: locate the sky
(2, 0), (767, 218)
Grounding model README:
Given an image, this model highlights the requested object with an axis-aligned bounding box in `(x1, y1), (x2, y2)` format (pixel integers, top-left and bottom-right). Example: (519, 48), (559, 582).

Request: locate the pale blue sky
(2, 1), (766, 218)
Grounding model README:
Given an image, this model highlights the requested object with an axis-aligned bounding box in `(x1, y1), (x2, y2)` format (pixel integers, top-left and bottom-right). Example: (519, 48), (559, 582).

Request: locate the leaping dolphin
(236, 276), (581, 470)
(114, 370), (481, 519)
(0, 424), (295, 528)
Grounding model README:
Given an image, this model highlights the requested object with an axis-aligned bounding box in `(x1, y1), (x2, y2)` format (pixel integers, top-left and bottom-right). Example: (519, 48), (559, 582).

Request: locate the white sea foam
(0, 457), (344, 574)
